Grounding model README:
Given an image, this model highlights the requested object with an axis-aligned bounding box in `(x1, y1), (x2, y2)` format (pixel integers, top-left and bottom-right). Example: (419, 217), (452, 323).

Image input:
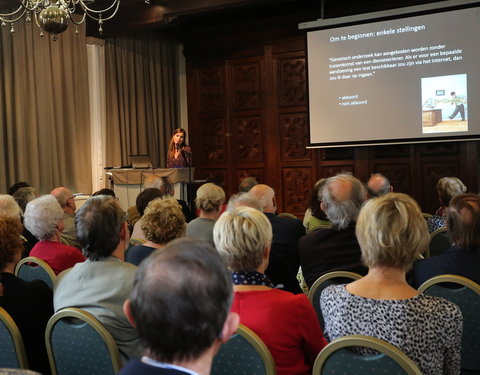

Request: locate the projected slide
(307, 5), (480, 147)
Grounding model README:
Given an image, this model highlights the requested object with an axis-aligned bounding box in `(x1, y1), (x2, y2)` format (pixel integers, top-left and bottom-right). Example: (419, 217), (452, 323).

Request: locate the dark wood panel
(281, 167), (312, 216)
(231, 116), (264, 162)
(280, 112), (311, 162)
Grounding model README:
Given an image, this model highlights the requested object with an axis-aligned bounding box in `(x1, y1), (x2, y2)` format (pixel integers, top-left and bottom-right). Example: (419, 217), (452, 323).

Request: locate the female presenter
(166, 128), (192, 168)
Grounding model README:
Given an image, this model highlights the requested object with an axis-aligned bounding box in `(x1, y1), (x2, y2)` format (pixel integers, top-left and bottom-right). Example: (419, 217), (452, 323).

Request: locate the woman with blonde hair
(214, 206), (327, 375)
(427, 176), (467, 233)
(186, 183), (225, 246)
(321, 192), (462, 375)
(126, 197), (186, 266)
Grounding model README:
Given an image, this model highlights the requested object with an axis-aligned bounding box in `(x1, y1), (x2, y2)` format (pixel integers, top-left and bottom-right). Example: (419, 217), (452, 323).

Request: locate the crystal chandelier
(0, 0), (120, 40)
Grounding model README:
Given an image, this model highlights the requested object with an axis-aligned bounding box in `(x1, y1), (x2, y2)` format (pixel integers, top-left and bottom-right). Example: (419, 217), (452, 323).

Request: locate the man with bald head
(50, 186), (79, 248)
(249, 184), (305, 294)
(299, 174), (368, 288)
(367, 173), (393, 198)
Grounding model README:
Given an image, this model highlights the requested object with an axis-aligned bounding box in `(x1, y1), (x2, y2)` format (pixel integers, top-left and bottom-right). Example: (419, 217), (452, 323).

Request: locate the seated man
(119, 237), (239, 375)
(366, 173), (393, 198)
(299, 173), (368, 288)
(50, 186), (79, 248)
(54, 195), (142, 362)
(249, 184), (305, 294)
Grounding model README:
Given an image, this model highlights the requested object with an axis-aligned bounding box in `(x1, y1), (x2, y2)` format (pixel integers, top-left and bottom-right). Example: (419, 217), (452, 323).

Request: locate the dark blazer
(118, 359), (192, 375)
(411, 245), (480, 289)
(299, 223), (367, 288)
(0, 273), (53, 375)
(264, 212), (305, 294)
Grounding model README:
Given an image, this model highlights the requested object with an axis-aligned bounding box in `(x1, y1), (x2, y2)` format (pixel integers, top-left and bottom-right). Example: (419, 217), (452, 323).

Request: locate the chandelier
(0, 0), (120, 40)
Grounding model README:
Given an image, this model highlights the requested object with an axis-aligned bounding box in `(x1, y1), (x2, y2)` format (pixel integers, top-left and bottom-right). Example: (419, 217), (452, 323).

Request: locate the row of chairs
(308, 271), (480, 373)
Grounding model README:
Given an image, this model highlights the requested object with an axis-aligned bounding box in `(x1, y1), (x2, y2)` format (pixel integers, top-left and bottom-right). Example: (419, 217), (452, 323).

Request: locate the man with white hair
(299, 174), (368, 288)
(249, 184), (305, 294)
(50, 186), (79, 248)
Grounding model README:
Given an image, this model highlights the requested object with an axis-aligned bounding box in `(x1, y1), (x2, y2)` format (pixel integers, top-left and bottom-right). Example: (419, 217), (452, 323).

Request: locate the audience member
(54, 195), (142, 362)
(187, 183), (225, 247)
(92, 188), (116, 197)
(0, 217), (53, 375)
(131, 188), (164, 243)
(119, 237), (239, 375)
(11, 187), (38, 257)
(126, 197), (186, 266)
(8, 181), (30, 196)
(24, 195), (85, 274)
(366, 173), (393, 197)
(299, 173), (368, 288)
(427, 176), (467, 233)
(213, 206), (327, 375)
(50, 186), (80, 248)
(249, 184), (305, 294)
(0, 194), (22, 220)
(226, 193), (263, 212)
(238, 176), (258, 193)
(321, 192), (462, 375)
(303, 178), (330, 232)
(412, 193), (480, 288)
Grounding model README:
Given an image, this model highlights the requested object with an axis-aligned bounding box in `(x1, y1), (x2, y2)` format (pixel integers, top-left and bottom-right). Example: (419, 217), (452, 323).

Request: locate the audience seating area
(14, 257), (56, 289)
(45, 308), (123, 375)
(212, 324), (276, 375)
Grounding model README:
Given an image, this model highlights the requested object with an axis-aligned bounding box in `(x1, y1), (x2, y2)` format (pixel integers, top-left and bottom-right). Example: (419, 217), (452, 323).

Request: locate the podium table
(107, 168), (194, 211)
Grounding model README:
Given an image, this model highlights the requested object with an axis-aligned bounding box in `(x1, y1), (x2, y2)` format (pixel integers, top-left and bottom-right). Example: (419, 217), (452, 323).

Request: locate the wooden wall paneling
(320, 164), (355, 178)
(368, 162), (412, 195)
(281, 167), (312, 216)
(195, 168), (229, 190)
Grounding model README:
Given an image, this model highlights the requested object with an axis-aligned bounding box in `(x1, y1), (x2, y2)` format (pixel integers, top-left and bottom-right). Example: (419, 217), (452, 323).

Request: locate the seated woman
(0, 217), (53, 374)
(321, 193), (462, 375)
(412, 193), (480, 288)
(427, 176), (466, 233)
(303, 178), (330, 232)
(130, 188), (164, 243)
(24, 195), (85, 274)
(126, 197), (186, 266)
(213, 206), (327, 375)
(187, 183), (225, 246)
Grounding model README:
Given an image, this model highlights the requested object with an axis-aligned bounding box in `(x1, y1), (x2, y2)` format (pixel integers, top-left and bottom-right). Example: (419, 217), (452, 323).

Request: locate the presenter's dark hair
(450, 91), (456, 96)
(75, 195), (124, 260)
(129, 237), (233, 362)
(167, 128), (188, 158)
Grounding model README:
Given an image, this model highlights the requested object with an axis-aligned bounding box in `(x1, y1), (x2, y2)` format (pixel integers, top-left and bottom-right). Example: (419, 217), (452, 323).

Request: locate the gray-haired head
(0, 195), (22, 220)
(322, 173), (367, 229)
(238, 177), (258, 193)
(75, 195), (125, 260)
(367, 173), (392, 198)
(226, 193), (263, 212)
(24, 195), (64, 241)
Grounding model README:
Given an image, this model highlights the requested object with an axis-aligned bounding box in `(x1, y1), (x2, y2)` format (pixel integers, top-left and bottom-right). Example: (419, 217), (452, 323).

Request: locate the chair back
(14, 257), (56, 289)
(427, 227), (451, 258)
(45, 308), (122, 375)
(422, 212), (433, 219)
(418, 274), (480, 371)
(307, 271), (362, 330)
(313, 335), (422, 375)
(0, 307), (29, 369)
(212, 324), (276, 375)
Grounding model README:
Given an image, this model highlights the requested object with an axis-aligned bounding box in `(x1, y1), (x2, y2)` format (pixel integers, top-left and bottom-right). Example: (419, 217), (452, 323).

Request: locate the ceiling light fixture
(0, 0), (120, 40)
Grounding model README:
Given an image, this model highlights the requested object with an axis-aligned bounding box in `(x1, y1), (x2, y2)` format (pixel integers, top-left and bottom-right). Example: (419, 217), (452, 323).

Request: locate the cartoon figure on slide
(448, 91), (466, 120)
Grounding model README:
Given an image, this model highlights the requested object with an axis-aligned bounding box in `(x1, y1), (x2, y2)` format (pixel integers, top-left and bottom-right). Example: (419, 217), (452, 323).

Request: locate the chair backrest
(418, 274), (480, 371)
(422, 212), (433, 219)
(313, 335), (422, 375)
(14, 257), (56, 289)
(427, 227), (451, 258)
(307, 271), (362, 330)
(45, 308), (122, 375)
(0, 307), (29, 369)
(211, 324), (276, 375)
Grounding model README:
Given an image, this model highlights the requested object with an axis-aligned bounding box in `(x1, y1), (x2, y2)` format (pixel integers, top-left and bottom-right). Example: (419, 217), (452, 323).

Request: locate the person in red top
(213, 206), (327, 375)
(24, 195), (85, 274)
